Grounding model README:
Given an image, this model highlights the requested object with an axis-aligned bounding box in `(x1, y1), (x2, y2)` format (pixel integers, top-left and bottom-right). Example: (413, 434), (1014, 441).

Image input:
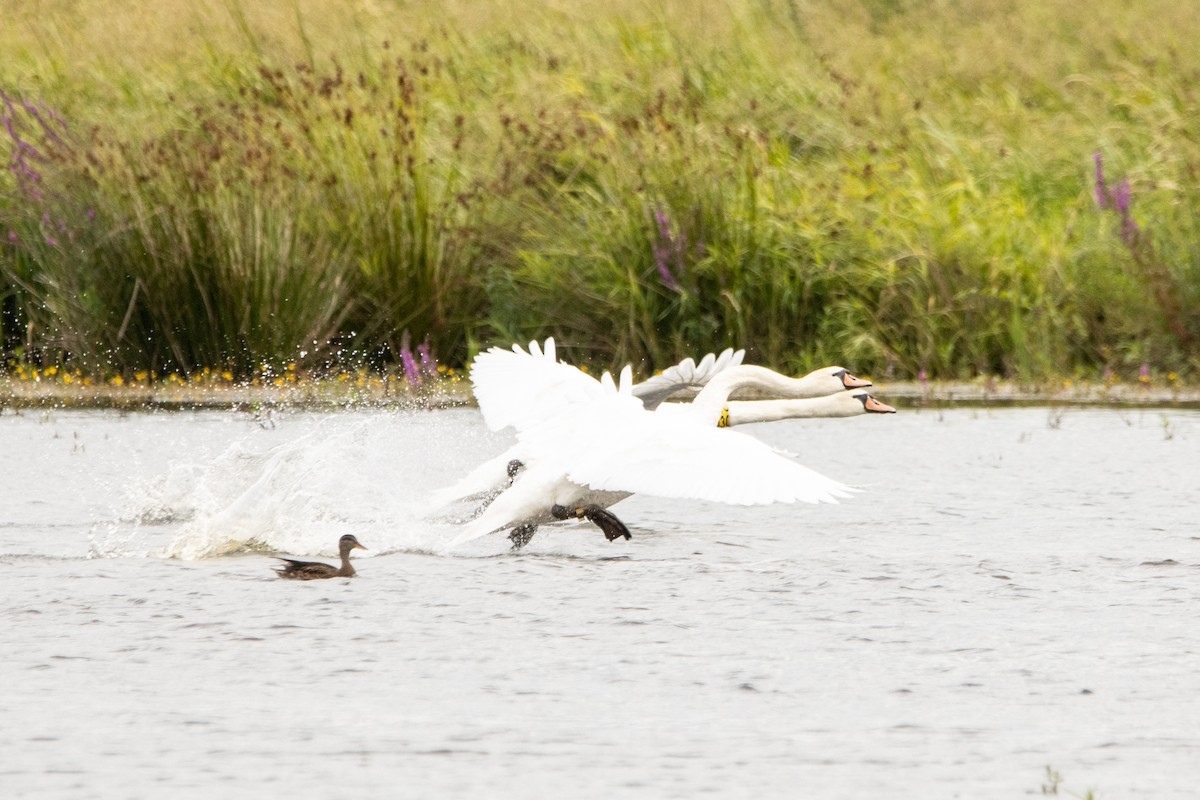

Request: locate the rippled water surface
(2, 404), (1198, 798)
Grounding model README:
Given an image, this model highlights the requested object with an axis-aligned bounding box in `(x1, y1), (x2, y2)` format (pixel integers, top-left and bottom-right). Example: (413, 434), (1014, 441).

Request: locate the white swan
(469, 338), (873, 433)
(431, 344), (885, 511)
(679, 388), (896, 427)
(448, 362), (867, 550)
(431, 387), (893, 512)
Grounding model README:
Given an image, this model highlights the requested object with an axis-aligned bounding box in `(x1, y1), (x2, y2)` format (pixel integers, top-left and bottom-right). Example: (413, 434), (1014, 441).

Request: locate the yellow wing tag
(717, 405), (730, 428)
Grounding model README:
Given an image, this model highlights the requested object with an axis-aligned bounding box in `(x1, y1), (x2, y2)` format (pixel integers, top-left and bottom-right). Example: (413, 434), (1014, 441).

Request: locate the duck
(273, 534), (368, 580)
(449, 363), (866, 551)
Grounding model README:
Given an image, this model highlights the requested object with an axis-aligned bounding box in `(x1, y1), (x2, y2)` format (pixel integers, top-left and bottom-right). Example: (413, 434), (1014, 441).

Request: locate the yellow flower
(1168, 372), (1178, 382)
(134, 371), (148, 382)
(45, 366), (58, 377)
(110, 375), (124, 386)
(222, 371), (234, 382)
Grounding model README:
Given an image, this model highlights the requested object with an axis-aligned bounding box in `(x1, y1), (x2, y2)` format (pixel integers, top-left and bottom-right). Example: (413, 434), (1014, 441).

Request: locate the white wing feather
(517, 392), (853, 506)
(426, 447), (518, 509)
(469, 338), (605, 432)
(632, 347), (745, 409)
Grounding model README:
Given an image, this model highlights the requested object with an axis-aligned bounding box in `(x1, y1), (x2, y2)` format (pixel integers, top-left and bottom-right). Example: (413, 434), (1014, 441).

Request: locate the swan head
(851, 391), (896, 413)
(826, 367), (872, 390)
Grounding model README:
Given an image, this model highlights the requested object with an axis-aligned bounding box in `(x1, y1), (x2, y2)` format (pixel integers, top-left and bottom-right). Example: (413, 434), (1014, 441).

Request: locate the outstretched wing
(632, 347), (745, 410)
(470, 338), (606, 432)
(520, 397), (854, 506)
(425, 447), (519, 510)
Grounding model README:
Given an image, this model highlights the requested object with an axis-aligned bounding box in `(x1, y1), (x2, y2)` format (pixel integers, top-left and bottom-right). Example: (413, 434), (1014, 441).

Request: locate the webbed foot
(550, 504), (631, 542)
(508, 523), (536, 551)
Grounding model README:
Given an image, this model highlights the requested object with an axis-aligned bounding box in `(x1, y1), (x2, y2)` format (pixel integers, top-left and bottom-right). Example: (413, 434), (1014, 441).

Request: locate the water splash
(89, 411), (492, 559)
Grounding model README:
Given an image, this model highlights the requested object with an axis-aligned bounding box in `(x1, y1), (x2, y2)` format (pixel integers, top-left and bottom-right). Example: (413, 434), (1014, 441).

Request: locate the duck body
(274, 534), (367, 580)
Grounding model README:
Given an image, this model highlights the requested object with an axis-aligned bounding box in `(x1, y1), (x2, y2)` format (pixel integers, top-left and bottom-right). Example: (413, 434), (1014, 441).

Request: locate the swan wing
(520, 402), (853, 506)
(448, 466), (580, 545)
(632, 347), (746, 410)
(470, 338), (606, 432)
(425, 447), (519, 510)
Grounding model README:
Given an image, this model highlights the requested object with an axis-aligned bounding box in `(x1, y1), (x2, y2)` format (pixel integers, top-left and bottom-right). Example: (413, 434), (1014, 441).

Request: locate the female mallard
(274, 535), (367, 580)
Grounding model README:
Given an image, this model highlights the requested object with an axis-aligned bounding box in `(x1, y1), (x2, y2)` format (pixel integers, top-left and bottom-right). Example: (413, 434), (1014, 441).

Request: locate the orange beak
(865, 396), (896, 413)
(842, 372), (873, 389)
(355, 542), (369, 550)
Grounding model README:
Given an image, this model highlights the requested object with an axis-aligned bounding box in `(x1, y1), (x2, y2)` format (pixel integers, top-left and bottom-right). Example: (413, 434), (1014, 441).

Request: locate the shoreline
(2, 376), (1198, 412)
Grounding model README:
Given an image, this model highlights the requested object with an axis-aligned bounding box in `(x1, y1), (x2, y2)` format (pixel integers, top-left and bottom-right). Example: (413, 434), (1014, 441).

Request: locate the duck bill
(842, 372), (872, 389)
(355, 543), (369, 550)
(865, 396), (896, 413)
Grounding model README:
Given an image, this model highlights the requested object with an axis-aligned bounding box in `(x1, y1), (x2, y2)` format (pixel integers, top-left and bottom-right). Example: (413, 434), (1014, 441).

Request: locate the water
(2, 404), (1198, 798)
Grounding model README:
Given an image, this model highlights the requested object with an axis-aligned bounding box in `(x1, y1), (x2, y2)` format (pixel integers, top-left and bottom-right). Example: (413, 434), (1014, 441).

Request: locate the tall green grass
(2, 0), (1198, 379)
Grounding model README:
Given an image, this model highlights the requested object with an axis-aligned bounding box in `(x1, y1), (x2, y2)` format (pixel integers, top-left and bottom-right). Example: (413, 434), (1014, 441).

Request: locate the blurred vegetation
(1, 0), (1198, 380)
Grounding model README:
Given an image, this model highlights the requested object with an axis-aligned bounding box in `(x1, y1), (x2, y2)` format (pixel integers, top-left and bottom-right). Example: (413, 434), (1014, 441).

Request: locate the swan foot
(550, 504), (632, 543)
(508, 523), (537, 551)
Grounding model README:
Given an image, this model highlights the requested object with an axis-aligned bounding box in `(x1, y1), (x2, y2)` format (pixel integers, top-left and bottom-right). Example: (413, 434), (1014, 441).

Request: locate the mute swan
(696, 389), (895, 427)
(431, 387), (892, 513)
(431, 341), (881, 511)
(449, 363), (865, 550)
(469, 338), (872, 433)
(274, 535), (367, 580)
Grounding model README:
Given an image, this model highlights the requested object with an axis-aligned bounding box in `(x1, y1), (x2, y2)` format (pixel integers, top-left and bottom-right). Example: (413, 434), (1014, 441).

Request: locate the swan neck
(689, 366), (812, 423)
(724, 395), (859, 425)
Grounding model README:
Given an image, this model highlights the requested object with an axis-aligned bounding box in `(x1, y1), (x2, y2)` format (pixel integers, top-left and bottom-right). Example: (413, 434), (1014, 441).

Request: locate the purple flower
(652, 207), (682, 292)
(86, 209), (95, 221)
(45, 235), (57, 246)
(1113, 180), (1140, 245)
(6, 231), (16, 244)
(400, 344), (421, 388)
(416, 341), (437, 376)
(1139, 363), (1150, 382)
(918, 369), (928, 384)
(1113, 179), (1131, 215)
(1093, 151), (1109, 208)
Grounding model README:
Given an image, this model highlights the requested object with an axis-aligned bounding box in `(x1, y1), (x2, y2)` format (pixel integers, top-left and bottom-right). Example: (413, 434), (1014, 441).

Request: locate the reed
(2, 0), (1198, 380)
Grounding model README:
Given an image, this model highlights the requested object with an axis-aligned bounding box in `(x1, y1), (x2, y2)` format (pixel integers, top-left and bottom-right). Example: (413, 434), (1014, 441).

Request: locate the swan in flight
(448, 359), (881, 550)
(469, 338), (872, 433)
(431, 341), (890, 512)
